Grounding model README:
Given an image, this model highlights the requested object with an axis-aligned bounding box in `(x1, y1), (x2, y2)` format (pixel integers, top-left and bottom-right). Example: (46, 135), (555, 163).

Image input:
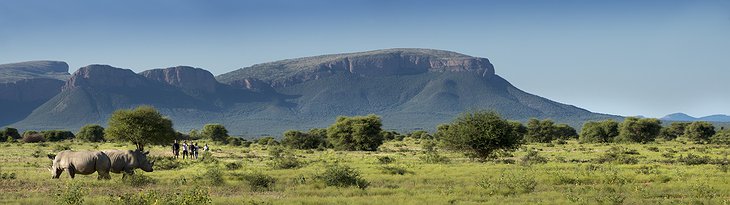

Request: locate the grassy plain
(0, 139), (728, 204)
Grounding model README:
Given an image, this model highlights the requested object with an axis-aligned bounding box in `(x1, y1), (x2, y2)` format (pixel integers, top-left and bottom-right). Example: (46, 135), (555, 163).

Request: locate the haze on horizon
(1, 0), (728, 119)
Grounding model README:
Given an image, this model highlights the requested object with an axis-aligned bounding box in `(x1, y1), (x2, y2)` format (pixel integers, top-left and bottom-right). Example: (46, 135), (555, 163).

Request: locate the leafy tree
(201, 124), (229, 142)
(255, 136), (279, 145)
(683, 121), (715, 143)
(189, 129), (201, 140)
(76, 124), (105, 142)
(617, 117), (662, 143)
(42, 130), (75, 142)
(711, 129), (730, 145)
(524, 119), (560, 143)
(407, 130), (432, 140)
(555, 124), (578, 139)
(437, 111), (524, 160)
(659, 122), (689, 141)
(326, 114), (384, 151)
(579, 120), (619, 143)
(0, 127), (21, 141)
(281, 130), (325, 149)
(105, 106), (175, 150)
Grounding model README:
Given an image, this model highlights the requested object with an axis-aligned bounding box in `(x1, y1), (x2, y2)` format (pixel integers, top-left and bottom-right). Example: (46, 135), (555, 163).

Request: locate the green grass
(1, 139), (729, 204)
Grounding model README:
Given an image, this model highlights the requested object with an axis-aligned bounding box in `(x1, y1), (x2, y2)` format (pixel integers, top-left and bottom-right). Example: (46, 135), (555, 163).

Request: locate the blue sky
(1, 0), (728, 118)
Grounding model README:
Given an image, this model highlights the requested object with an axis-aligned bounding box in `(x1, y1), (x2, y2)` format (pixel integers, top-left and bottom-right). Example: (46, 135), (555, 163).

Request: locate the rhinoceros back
(103, 150), (135, 173)
(53, 150), (111, 175)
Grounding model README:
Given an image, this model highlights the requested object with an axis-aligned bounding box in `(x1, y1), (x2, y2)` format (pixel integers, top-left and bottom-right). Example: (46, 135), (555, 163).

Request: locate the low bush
(380, 165), (413, 175)
(520, 149), (548, 166)
(152, 156), (182, 170)
(109, 186), (211, 205)
(121, 172), (157, 187)
(225, 162), (243, 170)
(316, 164), (369, 189)
(477, 171), (537, 196)
(55, 182), (87, 205)
(235, 172), (276, 192)
(594, 146), (640, 164)
(376, 156), (395, 164)
(677, 153), (714, 165)
(22, 133), (46, 143)
(52, 144), (72, 152)
(196, 166), (224, 186)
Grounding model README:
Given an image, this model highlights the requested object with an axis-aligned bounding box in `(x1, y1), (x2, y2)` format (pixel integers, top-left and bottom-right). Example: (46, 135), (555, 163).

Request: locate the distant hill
(661, 112), (730, 123)
(11, 49), (620, 136)
(0, 61), (71, 125)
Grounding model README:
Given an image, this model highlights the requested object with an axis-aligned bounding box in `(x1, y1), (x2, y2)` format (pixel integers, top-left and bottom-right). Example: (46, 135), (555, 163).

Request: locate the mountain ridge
(661, 112), (730, 122)
(8, 49), (621, 135)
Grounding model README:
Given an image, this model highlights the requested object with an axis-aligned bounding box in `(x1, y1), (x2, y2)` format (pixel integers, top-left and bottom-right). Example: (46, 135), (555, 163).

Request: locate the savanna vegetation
(1, 108), (729, 204)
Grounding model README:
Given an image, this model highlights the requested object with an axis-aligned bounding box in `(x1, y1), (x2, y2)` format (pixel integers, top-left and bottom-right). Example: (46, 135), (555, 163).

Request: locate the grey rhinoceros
(50, 150), (112, 180)
(102, 149), (155, 177)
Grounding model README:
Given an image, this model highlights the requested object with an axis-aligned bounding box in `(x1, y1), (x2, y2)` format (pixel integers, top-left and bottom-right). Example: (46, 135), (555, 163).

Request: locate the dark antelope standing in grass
(49, 150), (112, 180)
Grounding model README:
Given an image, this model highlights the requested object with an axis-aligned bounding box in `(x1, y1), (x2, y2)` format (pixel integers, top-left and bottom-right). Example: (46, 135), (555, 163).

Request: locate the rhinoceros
(50, 150), (112, 180)
(102, 149), (155, 176)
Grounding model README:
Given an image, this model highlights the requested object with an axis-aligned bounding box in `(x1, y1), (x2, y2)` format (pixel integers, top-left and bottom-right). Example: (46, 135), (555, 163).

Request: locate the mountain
(12, 49), (619, 135)
(0, 61), (71, 125)
(661, 113), (730, 122)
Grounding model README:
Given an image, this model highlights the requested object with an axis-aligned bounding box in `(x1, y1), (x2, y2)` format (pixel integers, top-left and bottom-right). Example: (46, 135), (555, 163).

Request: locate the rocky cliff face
(0, 60), (70, 83)
(217, 48), (495, 87)
(63, 65), (150, 91)
(0, 61), (71, 126)
(139, 66), (218, 93)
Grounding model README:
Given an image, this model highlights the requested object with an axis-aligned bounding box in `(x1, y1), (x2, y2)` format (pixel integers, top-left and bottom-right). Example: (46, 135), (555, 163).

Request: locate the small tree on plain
(617, 117), (662, 143)
(579, 120), (619, 143)
(683, 121), (715, 143)
(326, 114), (384, 151)
(201, 124), (229, 142)
(76, 124), (105, 142)
(659, 122), (689, 141)
(437, 111), (524, 160)
(105, 106), (175, 150)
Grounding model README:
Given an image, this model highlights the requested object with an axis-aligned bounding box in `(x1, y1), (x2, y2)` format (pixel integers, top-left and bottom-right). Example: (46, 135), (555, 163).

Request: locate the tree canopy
(105, 106), (175, 150)
(659, 122), (688, 141)
(579, 120), (619, 143)
(201, 124), (229, 142)
(684, 121), (715, 143)
(437, 111), (524, 160)
(326, 114), (384, 151)
(76, 124), (105, 142)
(617, 117), (662, 143)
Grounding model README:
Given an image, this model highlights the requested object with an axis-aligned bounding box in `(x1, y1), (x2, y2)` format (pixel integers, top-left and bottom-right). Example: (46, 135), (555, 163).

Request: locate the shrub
(684, 121), (715, 143)
(201, 124), (228, 142)
(121, 172), (157, 187)
(524, 118), (564, 143)
(0, 127), (20, 141)
(659, 122), (688, 141)
(376, 156), (394, 164)
(53, 144), (72, 152)
(477, 171), (537, 196)
(677, 153), (713, 165)
(22, 133), (46, 143)
(281, 130), (326, 149)
(580, 120), (619, 143)
(196, 166), (224, 186)
(109, 186), (211, 205)
(594, 146), (639, 164)
(520, 149), (548, 166)
(200, 151), (218, 164)
(42, 130), (75, 142)
(617, 117), (662, 143)
(380, 165), (413, 175)
(76, 124), (105, 142)
(437, 111), (524, 160)
(710, 129), (730, 145)
(326, 114), (384, 151)
(316, 164), (369, 189)
(152, 156), (182, 170)
(55, 182), (87, 205)
(225, 162), (243, 170)
(236, 172), (276, 192)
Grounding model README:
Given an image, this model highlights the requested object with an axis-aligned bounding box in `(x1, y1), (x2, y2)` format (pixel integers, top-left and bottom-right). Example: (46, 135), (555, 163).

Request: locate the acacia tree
(76, 124), (105, 142)
(684, 121), (715, 143)
(437, 111), (524, 160)
(105, 106), (175, 151)
(579, 120), (619, 143)
(201, 124), (229, 142)
(326, 114), (384, 151)
(617, 117), (662, 143)
(659, 122), (689, 141)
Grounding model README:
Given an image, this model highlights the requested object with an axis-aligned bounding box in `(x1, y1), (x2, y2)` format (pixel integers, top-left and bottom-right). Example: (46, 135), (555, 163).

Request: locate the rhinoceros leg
(68, 167), (76, 179)
(52, 168), (63, 179)
(98, 170), (111, 180)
